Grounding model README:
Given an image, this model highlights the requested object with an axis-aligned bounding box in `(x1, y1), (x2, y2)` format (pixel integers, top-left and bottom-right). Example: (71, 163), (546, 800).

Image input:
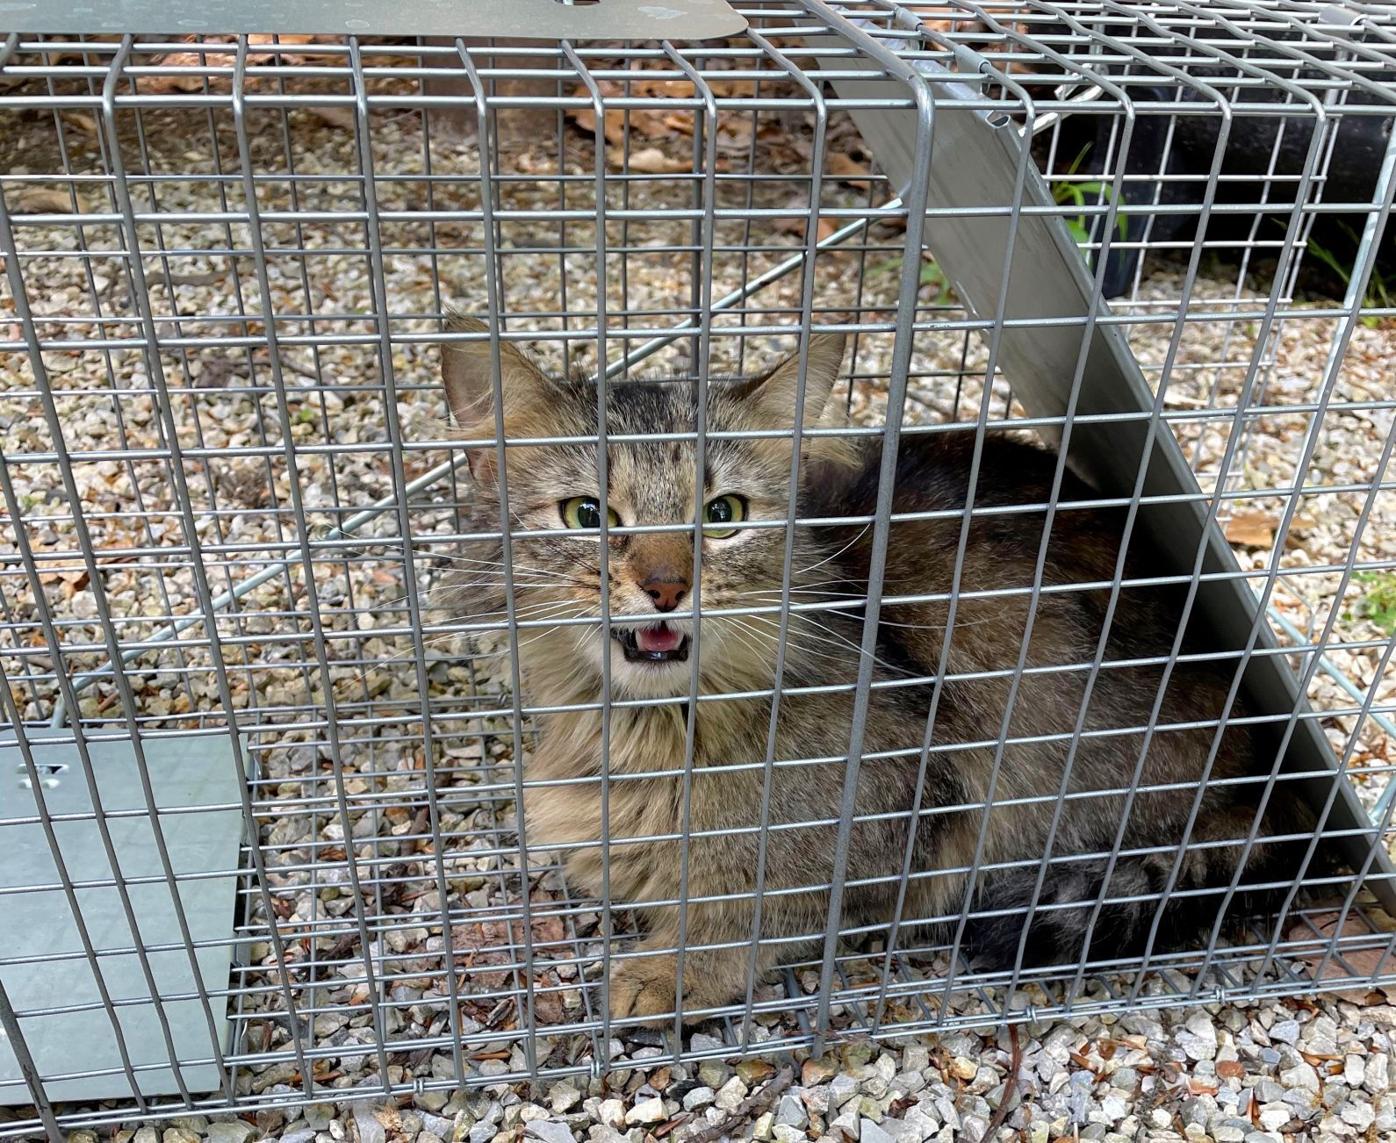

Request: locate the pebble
(1366, 1053), (1391, 1093)
(526, 1121), (576, 1143)
(624, 1098), (665, 1126)
(206, 1125), (258, 1143)
(714, 1076), (748, 1111)
(1279, 1062), (1319, 1090)
(829, 1073), (861, 1107)
(683, 1086), (715, 1111)
(697, 1061), (730, 1089)
(946, 1057), (977, 1081)
(775, 1094), (807, 1128)
(859, 1118), (895, 1143)
(597, 1100), (626, 1130)
(1178, 1011), (1218, 1061)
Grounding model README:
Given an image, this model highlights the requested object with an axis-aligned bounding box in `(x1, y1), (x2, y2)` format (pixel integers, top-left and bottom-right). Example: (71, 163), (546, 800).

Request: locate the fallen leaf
(826, 152), (873, 189)
(38, 568), (89, 592)
(622, 147), (691, 174)
(1224, 508), (1276, 548)
(9, 187), (72, 214)
(136, 35), (334, 93)
(531, 987), (565, 1025)
(774, 208), (837, 243)
(571, 104), (625, 146)
(662, 112), (695, 137)
(309, 106), (356, 130)
(629, 109), (677, 139)
(59, 110), (99, 136)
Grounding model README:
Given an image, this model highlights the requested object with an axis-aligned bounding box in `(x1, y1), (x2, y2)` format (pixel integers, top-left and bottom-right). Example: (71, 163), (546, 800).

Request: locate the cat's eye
(702, 494), (747, 539)
(560, 496), (620, 531)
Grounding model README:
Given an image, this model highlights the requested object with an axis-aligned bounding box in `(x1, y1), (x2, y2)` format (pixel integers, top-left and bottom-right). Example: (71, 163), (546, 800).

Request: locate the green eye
(702, 494), (747, 539)
(560, 496), (620, 531)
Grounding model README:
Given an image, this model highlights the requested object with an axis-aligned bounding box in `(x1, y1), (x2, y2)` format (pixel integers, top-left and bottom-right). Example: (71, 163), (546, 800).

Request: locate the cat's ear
(441, 312), (553, 480)
(739, 331), (847, 427)
(441, 312), (551, 430)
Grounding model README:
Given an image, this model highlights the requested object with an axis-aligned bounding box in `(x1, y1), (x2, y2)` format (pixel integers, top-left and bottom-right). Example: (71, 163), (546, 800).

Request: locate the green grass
(870, 253), (956, 304)
(1347, 571), (1396, 635)
(1304, 222), (1395, 329)
(1053, 143), (1129, 249)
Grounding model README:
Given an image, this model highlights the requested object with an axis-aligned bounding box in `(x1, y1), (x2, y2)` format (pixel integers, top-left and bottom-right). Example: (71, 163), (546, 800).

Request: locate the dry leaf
(309, 106), (356, 131)
(826, 152), (873, 189)
(137, 35), (333, 93)
(774, 207), (837, 243)
(629, 110), (677, 140)
(59, 110), (99, 136)
(38, 569), (90, 592)
(531, 986), (565, 1025)
(134, 55), (208, 94)
(1224, 508), (1276, 548)
(662, 112), (695, 137)
(623, 147), (691, 174)
(569, 102), (627, 147)
(9, 188), (71, 214)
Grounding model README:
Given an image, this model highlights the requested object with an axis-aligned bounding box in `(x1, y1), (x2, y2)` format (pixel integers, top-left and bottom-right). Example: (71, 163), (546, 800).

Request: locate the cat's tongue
(635, 624), (684, 653)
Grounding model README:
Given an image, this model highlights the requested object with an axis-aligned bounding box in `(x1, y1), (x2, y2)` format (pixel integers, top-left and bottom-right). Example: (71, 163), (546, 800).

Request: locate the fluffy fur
(435, 315), (1307, 1024)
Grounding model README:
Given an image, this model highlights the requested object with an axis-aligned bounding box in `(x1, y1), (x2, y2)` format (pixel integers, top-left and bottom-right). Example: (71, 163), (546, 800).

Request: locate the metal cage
(1, 0), (1394, 1136)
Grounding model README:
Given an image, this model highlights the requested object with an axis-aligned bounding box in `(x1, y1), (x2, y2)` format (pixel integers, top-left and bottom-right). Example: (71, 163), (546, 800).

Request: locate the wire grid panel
(0, 0), (1395, 1133)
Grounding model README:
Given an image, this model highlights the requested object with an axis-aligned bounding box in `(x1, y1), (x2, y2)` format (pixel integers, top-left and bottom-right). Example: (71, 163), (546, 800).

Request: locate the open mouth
(613, 622), (691, 664)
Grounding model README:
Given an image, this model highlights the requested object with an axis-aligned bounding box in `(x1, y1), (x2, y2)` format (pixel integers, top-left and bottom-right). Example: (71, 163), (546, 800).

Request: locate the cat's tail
(961, 804), (1316, 972)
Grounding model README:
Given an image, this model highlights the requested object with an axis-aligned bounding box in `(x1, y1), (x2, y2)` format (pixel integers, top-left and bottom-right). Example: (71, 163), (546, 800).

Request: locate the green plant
(1053, 143), (1130, 248)
(1304, 222), (1395, 328)
(917, 256), (953, 302)
(1347, 571), (1396, 634)
(869, 253), (955, 303)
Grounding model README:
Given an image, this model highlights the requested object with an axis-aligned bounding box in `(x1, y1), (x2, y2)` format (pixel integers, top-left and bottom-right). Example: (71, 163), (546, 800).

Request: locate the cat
(436, 313), (1309, 1024)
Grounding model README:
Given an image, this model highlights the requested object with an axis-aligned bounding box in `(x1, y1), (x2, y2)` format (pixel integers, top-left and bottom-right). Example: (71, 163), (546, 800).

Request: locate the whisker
(745, 612), (929, 681)
(792, 523), (871, 577)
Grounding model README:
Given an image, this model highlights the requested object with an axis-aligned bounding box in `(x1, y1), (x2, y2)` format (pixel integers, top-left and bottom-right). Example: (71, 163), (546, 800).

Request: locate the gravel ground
(2, 56), (1394, 1142)
(54, 996), (1396, 1142)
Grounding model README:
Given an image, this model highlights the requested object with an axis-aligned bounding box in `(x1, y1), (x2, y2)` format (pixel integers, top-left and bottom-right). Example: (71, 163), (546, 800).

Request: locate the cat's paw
(607, 954), (681, 1025)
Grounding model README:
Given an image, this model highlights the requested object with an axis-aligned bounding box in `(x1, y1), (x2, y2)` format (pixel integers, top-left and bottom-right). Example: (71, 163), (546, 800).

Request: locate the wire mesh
(0, 0), (1395, 1135)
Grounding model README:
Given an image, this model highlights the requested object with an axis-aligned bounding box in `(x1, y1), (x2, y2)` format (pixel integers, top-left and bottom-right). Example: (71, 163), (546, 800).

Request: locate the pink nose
(641, 579), (688, 612)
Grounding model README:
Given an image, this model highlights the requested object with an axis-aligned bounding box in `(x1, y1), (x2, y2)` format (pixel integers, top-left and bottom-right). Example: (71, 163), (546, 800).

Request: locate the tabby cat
(437, 314), (1305, 1023)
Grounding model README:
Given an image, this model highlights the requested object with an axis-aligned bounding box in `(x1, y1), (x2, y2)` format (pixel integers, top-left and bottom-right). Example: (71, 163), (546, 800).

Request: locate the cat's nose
(641, 578), (688, 612)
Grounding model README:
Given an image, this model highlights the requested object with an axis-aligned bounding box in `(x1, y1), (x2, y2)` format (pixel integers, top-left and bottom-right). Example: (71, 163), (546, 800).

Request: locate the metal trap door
(10, 0), (748, 38)
(0, 732), (246, 1105)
